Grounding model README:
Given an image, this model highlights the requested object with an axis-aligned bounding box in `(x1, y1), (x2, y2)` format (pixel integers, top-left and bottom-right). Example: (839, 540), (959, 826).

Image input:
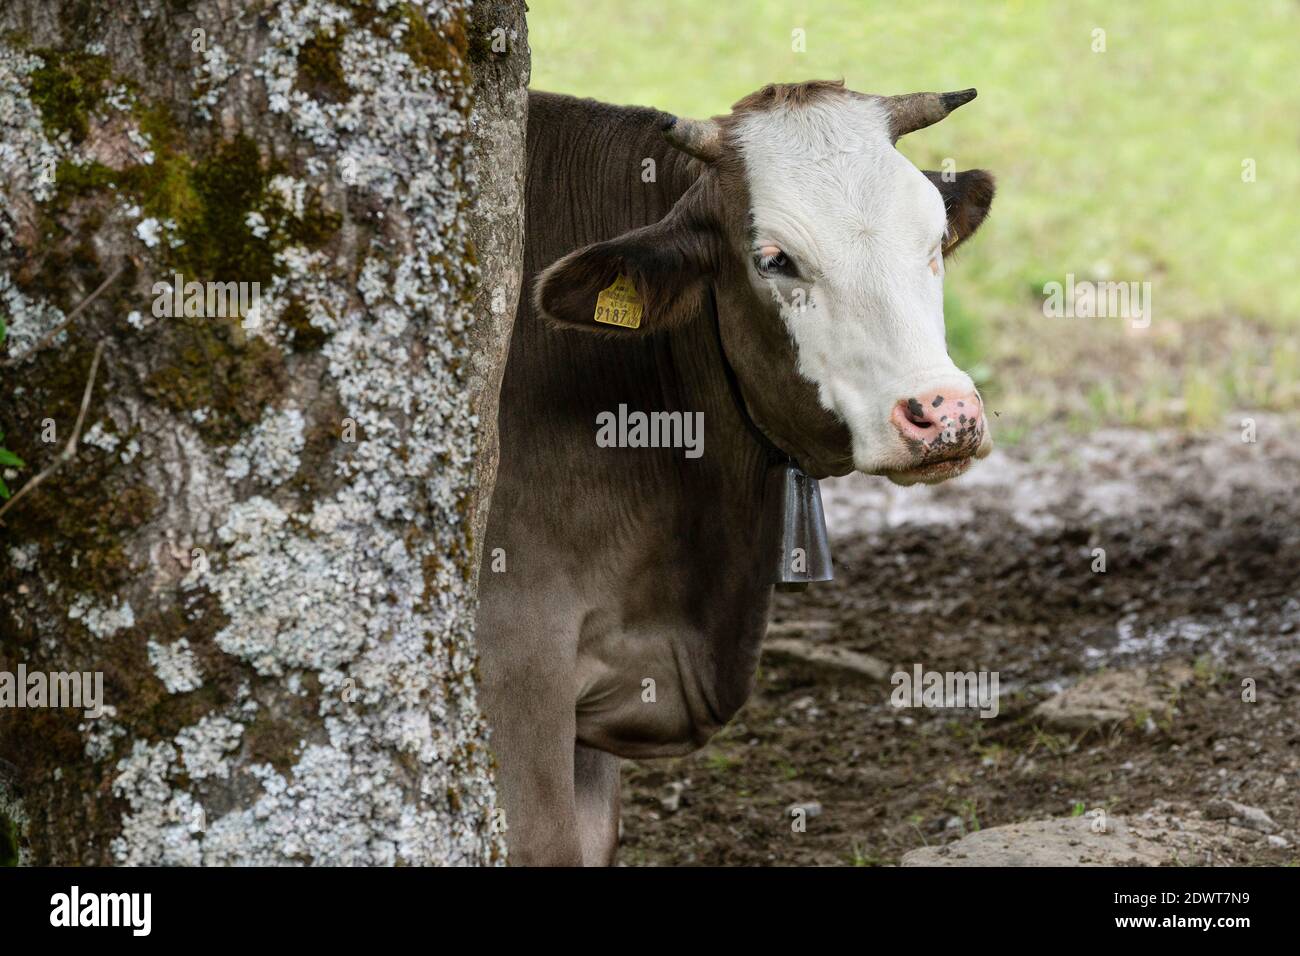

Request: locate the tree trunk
(463, 0), (529, 589)
(0, 0), (527, 866)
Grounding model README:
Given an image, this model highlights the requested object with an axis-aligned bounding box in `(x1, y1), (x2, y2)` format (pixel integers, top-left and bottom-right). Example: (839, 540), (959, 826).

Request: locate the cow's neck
(492, 93), (779, 722)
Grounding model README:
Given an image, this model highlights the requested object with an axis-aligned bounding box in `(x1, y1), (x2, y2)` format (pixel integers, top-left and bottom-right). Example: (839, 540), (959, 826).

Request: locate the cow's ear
(535, 190), (720, 335)
(923, 169), (995, 256)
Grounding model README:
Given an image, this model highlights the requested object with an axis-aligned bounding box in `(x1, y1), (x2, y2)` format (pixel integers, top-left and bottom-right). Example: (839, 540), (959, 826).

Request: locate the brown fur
(534, 176), (725, 337)
(925, 169), (997, 255)
(728, 78), (849, 113)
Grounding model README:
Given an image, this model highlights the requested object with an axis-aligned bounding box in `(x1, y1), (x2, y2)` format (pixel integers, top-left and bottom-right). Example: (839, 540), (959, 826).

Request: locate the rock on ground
(1034, 662), (1196, 730)
(902, 802), (1291, 866)
(901, 814), (1167, 866)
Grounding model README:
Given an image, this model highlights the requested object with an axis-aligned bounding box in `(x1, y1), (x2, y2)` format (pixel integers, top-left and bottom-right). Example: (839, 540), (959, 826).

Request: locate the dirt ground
(618, 414), (1300, 865)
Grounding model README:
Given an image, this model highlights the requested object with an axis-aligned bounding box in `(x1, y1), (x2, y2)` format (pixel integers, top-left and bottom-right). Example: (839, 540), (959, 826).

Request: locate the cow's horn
(662, 114), (722, 163)
(882, 88), (976, 141)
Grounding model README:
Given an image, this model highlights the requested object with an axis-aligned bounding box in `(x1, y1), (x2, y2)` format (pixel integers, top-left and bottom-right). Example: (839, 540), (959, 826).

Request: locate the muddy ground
(618, 414), (1300, 865)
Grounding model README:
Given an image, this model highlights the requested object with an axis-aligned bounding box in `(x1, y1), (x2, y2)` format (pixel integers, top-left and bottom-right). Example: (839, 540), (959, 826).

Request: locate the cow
(477, 80), (996, 865)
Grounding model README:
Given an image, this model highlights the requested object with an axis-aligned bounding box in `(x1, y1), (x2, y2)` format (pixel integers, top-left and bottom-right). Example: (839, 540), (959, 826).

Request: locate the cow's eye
(754, 245), (797, 278)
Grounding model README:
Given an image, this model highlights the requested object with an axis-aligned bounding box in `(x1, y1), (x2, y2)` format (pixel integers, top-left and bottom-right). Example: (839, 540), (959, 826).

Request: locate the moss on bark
(0, 812), (19, 867)
(27, 46), (110, 142)
(296, 29), (350, 103)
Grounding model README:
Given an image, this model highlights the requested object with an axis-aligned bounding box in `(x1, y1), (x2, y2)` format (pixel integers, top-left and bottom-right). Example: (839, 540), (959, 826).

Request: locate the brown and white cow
(477, 80), (996, 865)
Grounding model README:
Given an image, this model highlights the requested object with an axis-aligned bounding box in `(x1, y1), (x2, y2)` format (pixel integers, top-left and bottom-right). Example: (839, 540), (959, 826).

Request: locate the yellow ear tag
(593, 275), (643, 329)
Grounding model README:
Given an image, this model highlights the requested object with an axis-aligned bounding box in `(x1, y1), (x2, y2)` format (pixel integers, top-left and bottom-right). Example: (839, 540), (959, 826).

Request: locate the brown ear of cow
(535, 201), (718, 336)
(923, 169), (995, 256)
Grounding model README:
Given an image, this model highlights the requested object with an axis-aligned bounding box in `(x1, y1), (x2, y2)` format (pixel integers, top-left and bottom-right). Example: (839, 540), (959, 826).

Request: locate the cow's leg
(574, 743), (621, 866)
(477, 583), (585, 866)
(481, 670), (583, 864)
(497, 719), (581, 865)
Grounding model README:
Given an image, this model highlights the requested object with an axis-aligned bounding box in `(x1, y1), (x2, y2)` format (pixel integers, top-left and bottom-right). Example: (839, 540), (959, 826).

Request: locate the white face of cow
(730, 96), (991, 484)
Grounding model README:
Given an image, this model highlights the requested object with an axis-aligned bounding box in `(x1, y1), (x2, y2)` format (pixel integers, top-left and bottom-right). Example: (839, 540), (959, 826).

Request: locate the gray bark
(0, 0), (526, 866)
(464, 0), (528, 587)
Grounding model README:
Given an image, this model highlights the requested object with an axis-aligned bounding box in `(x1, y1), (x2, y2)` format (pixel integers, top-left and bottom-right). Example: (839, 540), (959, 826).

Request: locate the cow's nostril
(904, 398), (932, 428)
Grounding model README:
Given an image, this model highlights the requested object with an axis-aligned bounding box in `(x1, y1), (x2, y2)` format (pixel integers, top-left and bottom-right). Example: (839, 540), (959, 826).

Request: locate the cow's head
(537, 80), (995, 484)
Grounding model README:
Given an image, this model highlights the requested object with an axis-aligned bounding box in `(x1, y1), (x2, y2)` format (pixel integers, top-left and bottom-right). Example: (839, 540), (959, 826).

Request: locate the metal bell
(763, 461), (833, 590)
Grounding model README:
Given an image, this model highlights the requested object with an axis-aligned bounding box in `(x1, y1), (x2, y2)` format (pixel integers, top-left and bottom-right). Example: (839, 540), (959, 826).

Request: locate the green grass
(529, 0), (1300, 429)
(0, 317), (27, 498)
(704, 752), (739, 772)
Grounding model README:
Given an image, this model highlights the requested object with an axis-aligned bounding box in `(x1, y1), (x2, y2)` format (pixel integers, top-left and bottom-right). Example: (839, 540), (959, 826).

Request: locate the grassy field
(528, 0), (1300, 433)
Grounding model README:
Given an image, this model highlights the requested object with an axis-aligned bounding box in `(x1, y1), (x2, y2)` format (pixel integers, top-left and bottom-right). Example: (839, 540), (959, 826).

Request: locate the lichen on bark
(0, 0), (510, 866)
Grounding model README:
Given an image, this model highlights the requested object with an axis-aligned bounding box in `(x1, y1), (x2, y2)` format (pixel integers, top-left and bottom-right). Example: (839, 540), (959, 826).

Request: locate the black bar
(0, 865), (1287, 941)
